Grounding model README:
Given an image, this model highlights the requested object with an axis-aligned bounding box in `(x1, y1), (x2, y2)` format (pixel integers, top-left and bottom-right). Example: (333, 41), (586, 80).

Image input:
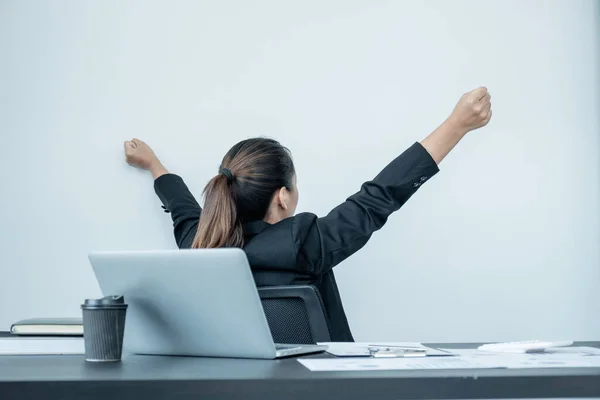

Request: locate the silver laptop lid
(88, 249), (279, 359)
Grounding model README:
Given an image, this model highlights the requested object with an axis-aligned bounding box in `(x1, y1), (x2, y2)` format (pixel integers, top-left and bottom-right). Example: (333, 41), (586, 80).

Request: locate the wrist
(443, 116), (470, 138)
(147, 157), (161, 170)
(149, 159), (168, 179)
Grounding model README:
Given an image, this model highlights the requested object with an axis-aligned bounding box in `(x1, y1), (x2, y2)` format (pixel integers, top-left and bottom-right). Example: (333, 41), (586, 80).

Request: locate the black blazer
(154, 142), (439, 341)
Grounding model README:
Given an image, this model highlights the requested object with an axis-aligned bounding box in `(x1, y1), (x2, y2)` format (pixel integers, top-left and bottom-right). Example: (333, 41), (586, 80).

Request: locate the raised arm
(296, 87), (492, 276)
(420, 87), (492, 163)
(124, 139), (201, 248)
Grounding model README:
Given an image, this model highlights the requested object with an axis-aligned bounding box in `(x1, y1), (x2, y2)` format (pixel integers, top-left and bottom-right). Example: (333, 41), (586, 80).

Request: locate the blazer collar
(243, 220), (269, 236)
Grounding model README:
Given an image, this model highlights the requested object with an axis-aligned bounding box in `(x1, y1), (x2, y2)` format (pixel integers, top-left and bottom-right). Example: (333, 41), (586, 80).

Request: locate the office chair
(258, 285), (331, 344)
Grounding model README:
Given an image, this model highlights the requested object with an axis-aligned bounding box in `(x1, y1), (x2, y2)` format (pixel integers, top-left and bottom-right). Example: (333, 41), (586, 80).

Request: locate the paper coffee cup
(81, 295), (128, 362)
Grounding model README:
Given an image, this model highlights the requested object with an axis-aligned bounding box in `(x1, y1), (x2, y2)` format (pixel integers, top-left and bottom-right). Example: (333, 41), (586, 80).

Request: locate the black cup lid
(84, 295), (125, 306)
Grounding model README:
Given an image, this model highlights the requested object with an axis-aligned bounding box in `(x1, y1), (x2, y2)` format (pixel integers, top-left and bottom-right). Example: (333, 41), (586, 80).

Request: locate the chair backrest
(257, 285), (331, 344)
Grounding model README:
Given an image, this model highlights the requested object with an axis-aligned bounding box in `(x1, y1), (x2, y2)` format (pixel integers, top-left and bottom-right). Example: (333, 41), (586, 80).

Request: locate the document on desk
(545, 346), (600, 356)
(0, 337), (84, 355)
(439, 347), (600, 357)
(317, 342), (453, 357)
(438, 348), (600, 369)
(298, 357), (504, 372)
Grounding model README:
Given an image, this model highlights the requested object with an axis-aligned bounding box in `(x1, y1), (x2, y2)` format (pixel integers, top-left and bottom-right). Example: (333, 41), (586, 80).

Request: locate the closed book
(10, 318), (83, 336)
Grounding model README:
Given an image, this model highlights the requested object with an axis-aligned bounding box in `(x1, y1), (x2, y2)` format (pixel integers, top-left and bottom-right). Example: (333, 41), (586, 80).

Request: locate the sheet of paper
(0, 337), (84, 355)
(298, 356), (504, 371)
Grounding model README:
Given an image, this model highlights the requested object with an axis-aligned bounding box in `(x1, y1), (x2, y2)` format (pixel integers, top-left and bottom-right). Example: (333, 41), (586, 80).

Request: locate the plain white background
(1, 0), (599, 342)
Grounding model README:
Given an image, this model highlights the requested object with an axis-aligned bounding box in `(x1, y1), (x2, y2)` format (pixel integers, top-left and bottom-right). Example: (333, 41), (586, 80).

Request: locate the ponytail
(191, 137), (296, 249)
(192, 173), (244, 248)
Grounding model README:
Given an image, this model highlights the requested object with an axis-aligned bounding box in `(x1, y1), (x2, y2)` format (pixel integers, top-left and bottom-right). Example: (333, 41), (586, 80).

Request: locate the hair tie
(219, 167), (234, 184)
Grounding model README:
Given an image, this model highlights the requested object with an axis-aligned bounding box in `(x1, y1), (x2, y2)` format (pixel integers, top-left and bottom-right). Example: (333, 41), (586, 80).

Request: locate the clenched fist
(449, 87), (492, 133)
(124, 138), (159, 170)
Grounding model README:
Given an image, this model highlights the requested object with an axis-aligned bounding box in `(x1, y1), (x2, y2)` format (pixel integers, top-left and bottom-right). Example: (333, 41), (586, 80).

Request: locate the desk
(1, 338), (599, 400)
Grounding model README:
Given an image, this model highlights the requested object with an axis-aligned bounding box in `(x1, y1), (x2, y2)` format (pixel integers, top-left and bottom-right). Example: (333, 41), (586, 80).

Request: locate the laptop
(88, 248), (327, 359)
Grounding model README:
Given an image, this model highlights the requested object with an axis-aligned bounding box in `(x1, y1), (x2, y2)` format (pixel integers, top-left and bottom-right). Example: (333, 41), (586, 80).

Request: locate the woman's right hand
(124, 138), (169, 179)
(448, 87), (492, 134)
(124, 138), (159, 170)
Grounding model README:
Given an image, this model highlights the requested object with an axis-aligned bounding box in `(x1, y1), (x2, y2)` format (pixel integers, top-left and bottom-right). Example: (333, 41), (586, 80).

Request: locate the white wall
(1, 0), (599, 342)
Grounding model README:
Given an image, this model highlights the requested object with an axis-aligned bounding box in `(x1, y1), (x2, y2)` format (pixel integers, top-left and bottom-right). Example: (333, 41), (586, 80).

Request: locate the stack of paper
(299, 357), (503, 371)
(0, 337), (84, 355)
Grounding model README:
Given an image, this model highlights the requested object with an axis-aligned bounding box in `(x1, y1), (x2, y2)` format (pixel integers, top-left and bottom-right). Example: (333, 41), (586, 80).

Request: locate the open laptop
(88, 248), (327, 359)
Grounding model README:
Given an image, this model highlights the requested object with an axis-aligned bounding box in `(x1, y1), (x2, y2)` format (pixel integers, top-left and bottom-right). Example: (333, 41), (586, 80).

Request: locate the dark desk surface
(1, 337), (599, 400)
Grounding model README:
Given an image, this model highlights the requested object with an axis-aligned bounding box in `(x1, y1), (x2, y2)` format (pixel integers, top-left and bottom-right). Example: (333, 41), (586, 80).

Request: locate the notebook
(10, 318), (83, 336)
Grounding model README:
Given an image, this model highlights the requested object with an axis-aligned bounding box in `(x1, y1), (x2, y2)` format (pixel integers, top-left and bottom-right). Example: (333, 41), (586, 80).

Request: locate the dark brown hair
(192, 138), (295, 249)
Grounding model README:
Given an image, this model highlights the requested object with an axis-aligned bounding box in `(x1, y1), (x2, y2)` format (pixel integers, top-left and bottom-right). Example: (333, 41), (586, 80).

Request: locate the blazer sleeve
(154, 174), (202, 248)
(294, 142), (440, 276)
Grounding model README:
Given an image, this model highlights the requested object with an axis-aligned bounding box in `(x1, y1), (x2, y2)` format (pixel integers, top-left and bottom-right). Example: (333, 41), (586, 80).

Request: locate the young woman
(124, 87), (492, 341)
